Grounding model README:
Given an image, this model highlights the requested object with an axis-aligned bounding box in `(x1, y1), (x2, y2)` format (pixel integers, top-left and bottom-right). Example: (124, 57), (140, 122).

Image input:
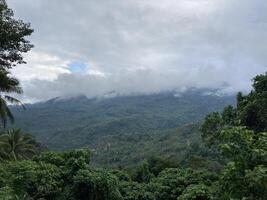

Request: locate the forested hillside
(11, 90), (235, 166)
(1, 72), (266, 200)
(0, 1), (266, 199)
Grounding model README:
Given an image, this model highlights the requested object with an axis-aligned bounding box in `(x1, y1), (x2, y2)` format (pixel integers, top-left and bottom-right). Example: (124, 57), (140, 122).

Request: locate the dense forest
(0, 1), (266, 199)
(11, 90), (235, 166)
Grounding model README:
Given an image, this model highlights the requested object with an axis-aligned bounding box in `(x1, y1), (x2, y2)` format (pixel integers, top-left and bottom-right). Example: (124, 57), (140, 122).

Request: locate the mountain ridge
(11, 90), (236, 166)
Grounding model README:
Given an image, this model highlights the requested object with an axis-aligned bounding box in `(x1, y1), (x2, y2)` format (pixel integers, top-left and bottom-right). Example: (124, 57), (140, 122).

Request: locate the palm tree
(0, 129), (36, 161)
(0, 69), (24, 127)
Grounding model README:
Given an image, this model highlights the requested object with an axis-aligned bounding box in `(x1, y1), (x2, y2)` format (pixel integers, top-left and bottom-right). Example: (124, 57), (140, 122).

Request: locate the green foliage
(0, 149), (125, 200)
(118, 181), (155, 200)
(35, 151), (65, 167)
(201, 72), (267, 145)
(114, 167), (217, 200)
(0, 127), (264, 199)
(218, 127), (254, 164)
(0, 0), (33, 70)
(0, 0), (32, 127)
(0, 1), (265, 199)
(11, 91), (235, 166)
(0, 129), (37, 161)
(151, 168), (216, 200)
(200, 112), (223, 146)
(37, 148), (91, 167)
(239, 92), (267, 132)
(73, 169), (122, 200)
(0, 186), (15, 200)
(1, 73), (263, 199)
(252, 72), (267, 93)
(147, 156), (179, 176)
(0, 147), (221, 200)
(221, 105), (236, 126)
(218, 127), (267, 200)
(0, 160), (62, 199)
(0, 70), (24, 127)
(178, 184), (213, 200)
(200, 72), (267, 199)
(110, 169), (131, 182)
(132, 161), (154, 183)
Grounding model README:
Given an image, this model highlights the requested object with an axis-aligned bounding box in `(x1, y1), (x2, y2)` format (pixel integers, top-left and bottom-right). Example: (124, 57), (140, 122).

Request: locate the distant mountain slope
(11, 90), (235, 166)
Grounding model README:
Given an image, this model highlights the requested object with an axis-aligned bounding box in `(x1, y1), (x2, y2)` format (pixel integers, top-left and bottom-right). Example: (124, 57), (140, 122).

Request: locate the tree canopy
(0, 1), (266, 199)
(0, 70), (266, 199)
(0, 0), (33, 127)
(0, 0), (33, 70)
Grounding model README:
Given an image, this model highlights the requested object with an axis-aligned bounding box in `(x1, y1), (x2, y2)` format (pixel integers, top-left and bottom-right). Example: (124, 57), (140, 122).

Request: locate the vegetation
(0, 129), (37, 161)
(0, 1), (266, 199)
(0, 0), (33, 127)
(0, 72), (265, 199)
(0, 0), (33, 70)
(0, 70), (24, 127)
(11, 92), (235, 166)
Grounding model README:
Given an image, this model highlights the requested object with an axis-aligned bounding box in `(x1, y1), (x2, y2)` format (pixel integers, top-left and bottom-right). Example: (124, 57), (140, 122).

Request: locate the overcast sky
(7, 0), (267, 102)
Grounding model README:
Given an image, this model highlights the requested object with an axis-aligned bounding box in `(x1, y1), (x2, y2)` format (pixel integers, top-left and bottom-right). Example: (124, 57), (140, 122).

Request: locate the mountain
(11, 90), (235, 166)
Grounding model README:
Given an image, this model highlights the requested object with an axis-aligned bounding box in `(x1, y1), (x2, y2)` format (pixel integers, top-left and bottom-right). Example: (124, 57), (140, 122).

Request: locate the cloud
(20, 66), (255, 101)
(6, 0), (267, 101)
(11, 51), (71, 82)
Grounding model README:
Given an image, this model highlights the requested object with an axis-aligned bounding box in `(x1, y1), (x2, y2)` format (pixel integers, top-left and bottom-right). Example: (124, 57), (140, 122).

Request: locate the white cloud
(11, 51), (70, 82)
(6, 0), (267, 101)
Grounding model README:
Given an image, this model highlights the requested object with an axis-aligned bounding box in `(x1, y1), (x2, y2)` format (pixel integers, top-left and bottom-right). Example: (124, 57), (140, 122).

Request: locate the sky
(6, 0), (267, 102)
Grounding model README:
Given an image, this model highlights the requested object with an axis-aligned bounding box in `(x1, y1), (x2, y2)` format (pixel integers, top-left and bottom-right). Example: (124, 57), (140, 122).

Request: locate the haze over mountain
(1, 0), (267, 199)
(11, 90), (235, 166)
(7, 0), (267, 102)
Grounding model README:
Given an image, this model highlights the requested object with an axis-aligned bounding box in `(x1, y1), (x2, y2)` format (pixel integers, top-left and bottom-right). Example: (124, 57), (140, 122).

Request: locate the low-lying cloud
(21, 65), (257, 102)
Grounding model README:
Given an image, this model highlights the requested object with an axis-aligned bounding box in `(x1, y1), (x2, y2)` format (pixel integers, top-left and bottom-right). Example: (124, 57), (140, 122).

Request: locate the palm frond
(0, 70), (23, 94)
(0, 129), (37, 161)
(4, 95), (25, 109)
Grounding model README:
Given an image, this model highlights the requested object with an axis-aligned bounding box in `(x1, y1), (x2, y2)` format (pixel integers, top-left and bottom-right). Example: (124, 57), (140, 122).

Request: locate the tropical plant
(0, 129), (36, 161)
(73, 169), (123, 200)
(178, 184), (213, 200)
(0, 0), (33, 70)
(0, 0), (33, 127)
(201, 71), (267, 144)
(200, 72), (267, 199)
(0, 70), (24, 127)
(217, 127), (267, 200)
